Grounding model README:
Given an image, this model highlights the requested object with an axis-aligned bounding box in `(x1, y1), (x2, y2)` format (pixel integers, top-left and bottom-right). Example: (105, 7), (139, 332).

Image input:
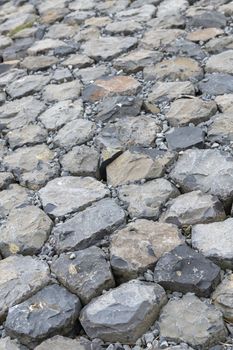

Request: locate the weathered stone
(140, 29), (184, 50)
(80, 280), (167, 343)
(166, 126), (205, 150)
(0, 13), (36, 35)
(0, 337), (22, 350)
(105, 20), (142, 35)
(114, 50), (163, 73)
(205, 36), (233, 54)
(0, 96), (45, 131)
(110, 219), (183, 282)
(52, 68), (73, 82)
(215, 94), (233, 112)
(6, 124), (48, 149)
(116, 4), (156, 21)
(0, 206), (53, 257)
(157, 0), (188, 20)
(144, 57), (203, 82)
(21, 55), (58, 71)
(95, 95), (142, 122)
(212, 274), (233, 322)
(42, 80), (81, 102)
(187, 28), (224, 42)
(188, 11), (227, 28)
(53, 198), (125, 252)
(0, 68), (25, 88)
(118, 178), (179, 219)
(82, 76), (141, 102)
(28, 38), (67, 55)
(145, 81), (195, 107)
(192, 218), (233, 269)
(154, 244), (221, 297)
(51, 246), (115, 304)
(39, 176), (109, 218)
(0, 255), (50, 320)
(219, 2), (233, 16)
(85, 16), (112, 28)
(6, 74), (50, 99)
(166, 98), (217, 126)
(0, 35), (13, 49)
(53, 119), (96, 150)
(107, 149), (175, 186)
(159, 294), (227, 349)
(0, 172), (14, 190)
(205, 50), (233, 74)
(160, 190), (226, 227)
(5, 284), (81, 348)
(81, 36), (137, 61)
(64, 10), (95, 25)
(0, 184), (33, 218)
(35, 336), (90, 350)
(38, 99), (83, 131)
(45, 23), (76, 39)
(41, 8), (69, 24)
(62, 54), (94, 68)
(165, 39), (206, 60)
(61, 145), (99, 177)
(75, 65), (110, 84)
(170, 149), (233, 206)
(208, 112), (233, 143)
(3, 144), (58, 190)
(198, 74), (233, 95)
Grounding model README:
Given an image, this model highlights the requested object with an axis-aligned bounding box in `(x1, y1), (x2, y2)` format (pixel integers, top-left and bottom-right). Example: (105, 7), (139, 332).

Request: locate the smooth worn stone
(41, 8), (69, 24)
(0, 184), (33, 218)
(116, 4), (156, 21)
(38, 99), (83, 131)
(96, 116), (161, 152)
(192, 218), (233, 269)
(212, 274), (233, 322)
(0, 13), (36, 35)
(54, 119), (96, 150)
(159, 294), (227, 349)
(81, 36), (137, 61)
(28, 38), (67, 55)
(0, 255), (50, 320)
(53, 198), (125, 252)
(170, 149), (233, 206)
(80, 280), (167, 343)
(188, 11), (227, 28)
(145, 81), (195, 107)
(160, 190), (226, 227)
(21, 55), (58, 71)
(3, 144), (58, 190)
(205, 50), (233, 74)
(5, 284), (81, 348)
(144, 57), (203, 82)
(215, 94), (233, 112)
(74, 26), (100, 42)
(0, 337), (22, 350)
(118, 178), (179, 220)
(75, 65), (110, 84)
(0, 206), (53, 257)
(208, 112), (233, 144)
(51, 246), (115, 305)
(39, 176), (109, 218)
(64, 9), (95, 25)
(110, 219), (183, 282)
(198, 74), (233, 96)
(140, 29), (184, 50)
(0, 96), (45, 131)
(45, 23), (76, 39)
(52, 68), (73, 83)
(62, 54), (94, 68)
(82, 76), (141, 102)
(105, 20), (142, 35)
(35, 336), (90, 350)
(166, 98), (217, 127)
(95, 95), (142, 122)
(42, 80), (81, 102)
(187, 28), (224, 42)
(205, 36), (233, 54)
(6, 124), (48, 150)
(154, 244), (221, 297)
(0, 172), (14, 190)
(107, 149), (175, 186)
(166, 126), (205, 150)
(6, 74), (50, 99)
(0, 68), (25, 88)
(61, 145), (99, 177)
(113, 50), (163, 73)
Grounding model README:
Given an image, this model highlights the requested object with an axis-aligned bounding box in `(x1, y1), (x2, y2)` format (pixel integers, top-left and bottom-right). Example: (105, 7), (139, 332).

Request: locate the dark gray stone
(188, 11), (227, 28)
(154, 244), (221, 297)
(5, 284), (82, 349)
(166, 126), (205, 151)
(165, 39), (206, 60)
(198, 74), (233, 96)
(51, 246), (115, 304)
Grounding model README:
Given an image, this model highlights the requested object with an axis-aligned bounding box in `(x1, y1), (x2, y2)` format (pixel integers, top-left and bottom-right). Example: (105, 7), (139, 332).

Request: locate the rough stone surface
(159, 294), (227, 349)
(6, 75), (50, 99)
(51, 246), (115, 304)
(42, 80), (81, 102)
(34, 336), (90, 350)
(80, 280), (167, 343)
(5, 284), (81, 348)
(53, 198), (125, 252)
(110, 219), (183, 282)
(205, 50), (233, 74)
(198, 74), (233, 96)
(154, 244), (221, 297)
(212, 274), (233, 322)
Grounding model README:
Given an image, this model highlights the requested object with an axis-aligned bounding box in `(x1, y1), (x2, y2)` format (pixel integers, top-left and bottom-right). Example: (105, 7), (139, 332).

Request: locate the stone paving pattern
(0, 0), (233, 349)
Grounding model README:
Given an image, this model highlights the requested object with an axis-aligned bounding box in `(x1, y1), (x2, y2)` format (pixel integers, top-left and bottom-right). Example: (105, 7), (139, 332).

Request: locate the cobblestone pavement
(0, 0), (233, 349)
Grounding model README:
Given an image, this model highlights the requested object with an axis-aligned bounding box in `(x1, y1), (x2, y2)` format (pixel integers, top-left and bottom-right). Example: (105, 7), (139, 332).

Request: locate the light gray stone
(42, 80), (81, 102)
(28, 38), (67, 55)
(212, 274), (233, 323)
(0, 172), (14, 190)
(205, 50), (233, 74)
(0, 337), (22, 350)
(6, 75), (50, 99)
(208, 112), (233, 144)
(35, 336), (90, 350)
(6, 124), (47, 149)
